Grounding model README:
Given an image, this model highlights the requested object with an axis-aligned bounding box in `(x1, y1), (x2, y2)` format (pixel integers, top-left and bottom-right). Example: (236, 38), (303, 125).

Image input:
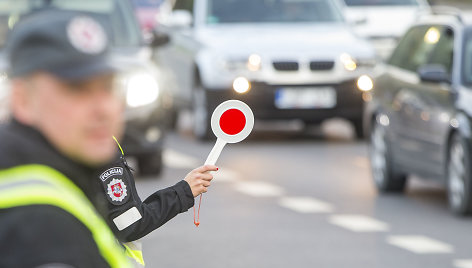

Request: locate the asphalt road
(134, 120), (472, 268)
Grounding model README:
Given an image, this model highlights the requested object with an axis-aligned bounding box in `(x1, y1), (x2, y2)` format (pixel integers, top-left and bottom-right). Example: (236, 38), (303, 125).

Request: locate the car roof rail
(428, 6), (464, 24)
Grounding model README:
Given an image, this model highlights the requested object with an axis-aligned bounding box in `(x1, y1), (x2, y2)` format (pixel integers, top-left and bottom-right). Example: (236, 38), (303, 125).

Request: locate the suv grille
(310, 61), (335, 71)
(273, 61), (299, 71)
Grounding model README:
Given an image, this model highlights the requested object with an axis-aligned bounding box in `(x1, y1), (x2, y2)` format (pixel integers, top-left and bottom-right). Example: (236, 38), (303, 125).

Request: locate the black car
(0, 0), (173, 176)
(364, 10), (472, 215)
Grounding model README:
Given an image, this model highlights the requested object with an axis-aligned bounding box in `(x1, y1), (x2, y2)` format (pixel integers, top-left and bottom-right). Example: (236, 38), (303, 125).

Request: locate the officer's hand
(184, 165), (218, 197)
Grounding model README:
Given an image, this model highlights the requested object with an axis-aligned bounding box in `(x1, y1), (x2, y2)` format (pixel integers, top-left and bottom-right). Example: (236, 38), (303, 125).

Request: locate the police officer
(0, 9), (216, 268)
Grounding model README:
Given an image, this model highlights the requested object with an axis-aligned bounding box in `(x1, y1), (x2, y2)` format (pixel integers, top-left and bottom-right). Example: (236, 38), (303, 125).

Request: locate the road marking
(279, 197), (334, 213)
(214, 168), (240, 182)
(387, 235), (453, 254)
(163, 149), (199, 169)
(454, 260), (472, 268)
(234, 181), (284, 197)
(354, 156), (370, 169)
(329, 214), (390, 232)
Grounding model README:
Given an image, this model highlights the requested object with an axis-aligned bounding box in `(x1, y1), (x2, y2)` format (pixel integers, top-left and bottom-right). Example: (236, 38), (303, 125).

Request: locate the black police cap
(6, 9), (117, 81)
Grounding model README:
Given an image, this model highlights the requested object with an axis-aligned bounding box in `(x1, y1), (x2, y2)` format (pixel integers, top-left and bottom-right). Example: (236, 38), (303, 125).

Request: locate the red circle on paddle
(219, 109), (246, 135)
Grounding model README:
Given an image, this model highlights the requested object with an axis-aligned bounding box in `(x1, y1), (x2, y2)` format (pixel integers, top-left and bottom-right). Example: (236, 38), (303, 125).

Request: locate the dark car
(0, 0), (173, 176)
(364, 9), (472, 215)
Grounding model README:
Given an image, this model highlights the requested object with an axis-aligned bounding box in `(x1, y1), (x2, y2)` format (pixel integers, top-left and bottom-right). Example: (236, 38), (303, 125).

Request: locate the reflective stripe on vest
(123, 241), (145, 266)
(0, 164), (132, 268)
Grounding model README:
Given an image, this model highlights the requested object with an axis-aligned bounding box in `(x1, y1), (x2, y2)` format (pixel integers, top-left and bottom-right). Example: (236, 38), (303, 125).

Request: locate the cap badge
(67, 16), (107, 54)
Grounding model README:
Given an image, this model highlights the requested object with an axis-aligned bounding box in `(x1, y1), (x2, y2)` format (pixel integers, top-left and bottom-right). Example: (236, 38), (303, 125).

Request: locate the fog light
(357, 75), (373, 91)
(233, 77), (251, 94)
(146, 127), (161, 143)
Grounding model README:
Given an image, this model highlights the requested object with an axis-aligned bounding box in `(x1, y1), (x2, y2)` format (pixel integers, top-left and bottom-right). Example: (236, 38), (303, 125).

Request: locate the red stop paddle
(194, 100), (254, 227)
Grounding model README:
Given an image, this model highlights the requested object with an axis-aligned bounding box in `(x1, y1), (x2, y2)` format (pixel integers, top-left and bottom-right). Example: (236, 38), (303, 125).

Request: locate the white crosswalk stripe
(163, 149), (199, 169)
(387, 235), (454, 254)
(454, 259), (472, 268)
(213, 168), (240, 182)
(234, 181), (284, 197)
(329, 214), (390, 232)
(279, 197), (334, 213)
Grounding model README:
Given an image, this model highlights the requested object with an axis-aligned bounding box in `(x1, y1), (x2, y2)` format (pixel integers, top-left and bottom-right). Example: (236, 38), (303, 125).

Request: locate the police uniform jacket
(0, 119), (195, 267)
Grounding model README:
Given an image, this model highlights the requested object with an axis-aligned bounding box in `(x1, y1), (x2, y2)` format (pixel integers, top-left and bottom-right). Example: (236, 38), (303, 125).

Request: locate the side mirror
(162, 10), (193, 28)
(418, 64), (451, 84)
(150, 31), (170, 48)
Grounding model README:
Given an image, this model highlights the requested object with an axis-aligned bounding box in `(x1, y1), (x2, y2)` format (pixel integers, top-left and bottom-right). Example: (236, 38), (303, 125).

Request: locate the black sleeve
(0, 205), (110, 268)
(124, 180), (194, 241)
(99, 157), (195, 242)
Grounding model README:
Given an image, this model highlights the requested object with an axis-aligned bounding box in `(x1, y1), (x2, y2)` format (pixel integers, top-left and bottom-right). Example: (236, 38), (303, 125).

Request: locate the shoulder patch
(107, 178), (128, 204)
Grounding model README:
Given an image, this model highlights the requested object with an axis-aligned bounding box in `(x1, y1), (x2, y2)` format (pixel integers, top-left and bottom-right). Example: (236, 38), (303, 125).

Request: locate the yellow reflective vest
(0, 164), (133, 268)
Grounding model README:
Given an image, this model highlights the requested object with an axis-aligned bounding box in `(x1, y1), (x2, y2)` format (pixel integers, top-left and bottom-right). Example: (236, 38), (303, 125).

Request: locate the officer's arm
(109, 180), (194, 242)
(100, 158), (194, 242)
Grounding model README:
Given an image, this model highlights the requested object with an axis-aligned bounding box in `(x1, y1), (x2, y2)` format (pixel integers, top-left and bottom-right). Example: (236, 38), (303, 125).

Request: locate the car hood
(195, 23), (375, 59)
(345, 6), (428, 38)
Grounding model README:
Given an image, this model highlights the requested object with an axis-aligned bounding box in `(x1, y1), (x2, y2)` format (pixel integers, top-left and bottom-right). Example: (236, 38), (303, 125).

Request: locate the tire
(446, 133), (472, 215)
(137, 151), (163, 177)
(166, 108), (179, 130)
(369, 119), (407, 192)
(192, 85), (213, 141)
(352, 119), (365, 140)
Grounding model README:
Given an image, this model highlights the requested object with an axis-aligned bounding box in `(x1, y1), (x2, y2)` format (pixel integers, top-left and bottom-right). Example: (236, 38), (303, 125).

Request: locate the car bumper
(207, 79), (365, 123)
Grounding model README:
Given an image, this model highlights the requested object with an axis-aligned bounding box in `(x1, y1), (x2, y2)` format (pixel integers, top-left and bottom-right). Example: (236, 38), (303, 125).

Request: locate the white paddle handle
(205, 138), (227, 165)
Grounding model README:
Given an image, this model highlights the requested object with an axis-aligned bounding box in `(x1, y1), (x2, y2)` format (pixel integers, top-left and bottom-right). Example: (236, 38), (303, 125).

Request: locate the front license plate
(275, 87), (337, 109)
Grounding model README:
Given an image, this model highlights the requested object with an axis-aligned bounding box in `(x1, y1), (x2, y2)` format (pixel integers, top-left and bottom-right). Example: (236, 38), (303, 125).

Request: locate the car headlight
(247, 54), (261, 71)
(126, 73), (160, 108)
(340, 53), (357, 71)
(224, 54), (262, 72)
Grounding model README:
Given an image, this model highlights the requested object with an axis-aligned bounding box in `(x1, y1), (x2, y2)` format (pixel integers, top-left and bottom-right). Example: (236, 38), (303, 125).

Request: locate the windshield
(0, 0), (141, 48)
(206, 0), (344, 24)
(343, 0), (419, 6)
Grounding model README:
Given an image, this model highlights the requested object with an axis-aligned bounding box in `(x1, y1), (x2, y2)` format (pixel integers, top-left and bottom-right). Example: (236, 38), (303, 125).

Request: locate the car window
(0, 0), (142, 48)
(343, 0), (419, 6)
(428, 27), (454, 74)
(389, 25), (444, 72)
(206, 0), (344, 24)
(131, 0), (163, 8)
(462, 28), (472, 85)
(173, 0), (194, 13)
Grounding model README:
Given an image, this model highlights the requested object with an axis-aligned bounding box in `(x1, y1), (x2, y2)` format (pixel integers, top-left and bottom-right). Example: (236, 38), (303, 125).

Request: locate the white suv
(340, 0), (430, 59)
(158, 0), (376, 139)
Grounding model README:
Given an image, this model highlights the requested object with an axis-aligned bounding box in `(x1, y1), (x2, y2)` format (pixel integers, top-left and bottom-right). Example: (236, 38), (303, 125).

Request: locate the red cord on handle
(193, 194), (203, 227)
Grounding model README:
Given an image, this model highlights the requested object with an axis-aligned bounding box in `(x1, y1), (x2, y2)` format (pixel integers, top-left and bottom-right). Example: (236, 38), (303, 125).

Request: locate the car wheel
(137, 151), (163, 177)
(192, 85), (213, 141)
(166, 108), (179, 130)
(370, 119), (406, 192)
(352, 119), (364, 140)
(447, 133), (472, 215)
